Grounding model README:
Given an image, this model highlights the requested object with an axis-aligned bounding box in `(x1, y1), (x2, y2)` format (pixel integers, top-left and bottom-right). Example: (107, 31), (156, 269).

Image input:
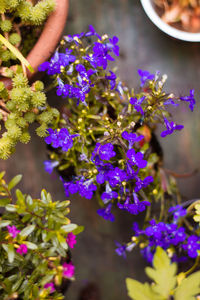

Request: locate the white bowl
(140, 0), (200, 42)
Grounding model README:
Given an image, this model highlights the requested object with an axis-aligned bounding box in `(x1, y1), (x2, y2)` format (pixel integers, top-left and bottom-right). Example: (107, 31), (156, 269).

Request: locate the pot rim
(140, 0), (200, 42)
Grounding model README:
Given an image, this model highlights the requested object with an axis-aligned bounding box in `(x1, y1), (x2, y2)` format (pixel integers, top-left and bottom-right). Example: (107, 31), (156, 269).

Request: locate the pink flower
(44, 282), (55, 293)
(66, 232), (76, 249)
(63, 262), (75, 278)
(7, 225), (20, 238)
(16, 244), (28, 255)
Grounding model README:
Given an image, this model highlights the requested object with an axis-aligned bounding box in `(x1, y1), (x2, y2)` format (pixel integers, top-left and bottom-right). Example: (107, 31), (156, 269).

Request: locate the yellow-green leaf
(0, 34), (34, 73)
(174, 271), (200, 300)
(126, 278), (161, 300)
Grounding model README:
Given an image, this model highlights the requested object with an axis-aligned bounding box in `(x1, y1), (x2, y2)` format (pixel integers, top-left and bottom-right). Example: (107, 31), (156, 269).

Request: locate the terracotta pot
(0, 0), (69, 89)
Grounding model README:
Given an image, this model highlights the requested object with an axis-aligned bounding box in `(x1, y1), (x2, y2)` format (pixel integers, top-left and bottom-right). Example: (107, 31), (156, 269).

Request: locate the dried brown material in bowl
(153, 0), (200, 32)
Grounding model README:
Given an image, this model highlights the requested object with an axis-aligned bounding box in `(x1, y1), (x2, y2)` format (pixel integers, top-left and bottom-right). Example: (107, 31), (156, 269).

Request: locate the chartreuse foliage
(0, 171), (82, 299)
(0, 0), (58, 159)
(194, 202), (200, 223)
(0, 73), (59, 159)
(126, 247), (200, 300)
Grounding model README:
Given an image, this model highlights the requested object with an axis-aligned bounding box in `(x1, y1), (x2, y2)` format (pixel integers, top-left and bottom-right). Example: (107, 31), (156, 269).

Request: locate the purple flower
(66, 233), (77, 249)
(164, 99), (179, 107)
(78, 179), (97, 199)
(92, 143), (116, 161)
(122, 131), (144, 147)
(180, 89), (196, 112)
(85, 25), (101, 39)
(44, 160), (59, 174)
(126, 148), (147, 169)
(7, 225), (20, 238)
(134, 176), (154, 192)
(56, 78), (69, 97)
(135, 220), (187, 263)
(45, 128), (60, 148)
(130, 96), (145, 115)
(182, 235), (200, 258)
(44, 283), (55, 294)
(39, 50), (76, 75)
(107, 167), (127, 187)
(63, 181), (79, 197)
(99, 143), (116, 160)
(85, 42), (115, 70)
(16, 244), (28, 255)
(115, 242), (127, 258)
(45, 128), (79, 152)
(168, 205), (187, 223)
(138, 69), (155, 87)
(132, 222), (144, 236)
(63, 262), (75, 278)
(97, 203), (115, 222)
(118, 194), (150, 215)
(141, 246), (154, 264)
(63, 178), (97, 199)
(101, 190), (118, 204)
(106, 36), (120, 56)
(106, 71), (117, 90)
(161, 118), (184, 138)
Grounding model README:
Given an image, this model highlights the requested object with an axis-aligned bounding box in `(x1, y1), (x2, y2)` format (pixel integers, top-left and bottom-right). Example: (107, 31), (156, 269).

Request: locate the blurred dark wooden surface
(1, 0), (200, 299)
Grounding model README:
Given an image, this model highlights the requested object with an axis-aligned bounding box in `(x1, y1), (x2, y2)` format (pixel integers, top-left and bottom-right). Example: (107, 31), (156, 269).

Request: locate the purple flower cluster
(182, 235), (200, 258)
(61, 135), (154, 222)
(90, 141), (153, 220)
(38, 49), (76, 75)
(118, 194), (151, 215)
(45, 128), (79, 152)
(91, 143), (116, 161)
(133, 216), (200, 263)
(39, 26), (119, 105)
(63, 178), (97, 200)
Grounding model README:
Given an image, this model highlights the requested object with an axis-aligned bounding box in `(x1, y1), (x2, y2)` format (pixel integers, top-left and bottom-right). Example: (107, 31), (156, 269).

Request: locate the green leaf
(174, 271), (200, 300)
(0, 34), (34, 73)
(0, 220), (11, 228)
(39, 274), (54, 286)
(12, 277), (24, 292)
(41, 189), (48, 203)
(24, 241), (38, 250)
(61, 223), (78, 232)
(57, 232), (68, 250)
(0, 198), (10, 207)
(2, 244), (15, 263)
(5, 204), (17, 212)
(8, 175), (22, 191)
(20, 225), (35, 237)
(73, 225), (84, 235)
(16, 189), (25, 206)
(126, 278), (161, 300)
(145, 247), (177, 298)
(0, 171), (5, 180)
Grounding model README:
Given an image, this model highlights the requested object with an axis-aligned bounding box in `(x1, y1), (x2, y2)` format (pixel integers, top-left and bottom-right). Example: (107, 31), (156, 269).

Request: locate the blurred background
(1, 0), (200, 299)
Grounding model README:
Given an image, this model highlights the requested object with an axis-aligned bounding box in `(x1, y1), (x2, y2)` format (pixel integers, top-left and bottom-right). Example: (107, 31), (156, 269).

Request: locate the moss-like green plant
(0, 171), (83, 299)
(0, 0), (58, 159)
